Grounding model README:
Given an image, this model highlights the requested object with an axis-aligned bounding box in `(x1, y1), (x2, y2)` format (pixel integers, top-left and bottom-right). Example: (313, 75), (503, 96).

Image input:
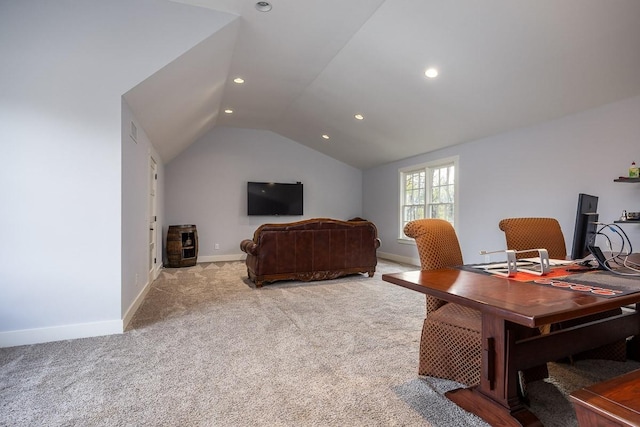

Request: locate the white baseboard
(198, 253), (246, 263)
(0, 254), (416, 349)
(122, 278), (153, 331)
(377, 251), (420, 267)
(199, 253), (417, 266)
(121, 263), (164, 331)
(0, 320), (123, 348)
(1, 266), (162, 348)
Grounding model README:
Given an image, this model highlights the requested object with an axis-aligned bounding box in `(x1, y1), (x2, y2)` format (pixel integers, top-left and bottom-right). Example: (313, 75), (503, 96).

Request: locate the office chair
(404, 219), (547, 386)
(499, 217), (627, 362)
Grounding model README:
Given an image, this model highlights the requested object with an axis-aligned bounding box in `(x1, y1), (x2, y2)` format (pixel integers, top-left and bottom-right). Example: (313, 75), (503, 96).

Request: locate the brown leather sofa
(240, 218), (381, 287)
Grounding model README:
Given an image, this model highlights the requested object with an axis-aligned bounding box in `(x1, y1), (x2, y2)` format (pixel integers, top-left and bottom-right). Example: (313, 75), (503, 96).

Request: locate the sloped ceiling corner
(124, 18), (240, 163)
(137, 0), (640, 169)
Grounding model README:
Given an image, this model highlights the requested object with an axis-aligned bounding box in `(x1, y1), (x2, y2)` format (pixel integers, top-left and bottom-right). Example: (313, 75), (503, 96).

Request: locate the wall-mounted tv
(247, 182), (303, 216)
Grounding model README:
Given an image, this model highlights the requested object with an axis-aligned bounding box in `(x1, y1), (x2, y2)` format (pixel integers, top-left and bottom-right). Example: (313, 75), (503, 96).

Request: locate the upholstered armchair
(404, 219), (481, 385)
(499, 217), (627, 362)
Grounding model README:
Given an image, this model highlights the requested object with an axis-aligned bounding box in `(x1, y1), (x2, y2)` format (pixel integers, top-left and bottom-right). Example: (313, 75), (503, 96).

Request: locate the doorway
(149, 156), (158, 283)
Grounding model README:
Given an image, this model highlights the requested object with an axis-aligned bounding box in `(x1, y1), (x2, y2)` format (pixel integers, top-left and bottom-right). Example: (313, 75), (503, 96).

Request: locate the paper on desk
(471, 258), (575, 273)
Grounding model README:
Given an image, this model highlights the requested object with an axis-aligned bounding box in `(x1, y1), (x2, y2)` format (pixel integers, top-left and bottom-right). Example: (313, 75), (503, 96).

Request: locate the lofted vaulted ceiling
(124, 0), (640, 169)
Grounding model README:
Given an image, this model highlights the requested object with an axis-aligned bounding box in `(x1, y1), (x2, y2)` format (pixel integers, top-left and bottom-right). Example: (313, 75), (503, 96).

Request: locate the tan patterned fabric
(404, 219), (481, 385)
(404, 219), (463, 315)
(420, 303), (482, 385)
(498, 217), (567, 259)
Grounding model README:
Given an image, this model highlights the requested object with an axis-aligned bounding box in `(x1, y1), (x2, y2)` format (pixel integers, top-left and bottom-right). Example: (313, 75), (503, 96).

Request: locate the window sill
(397, 238), (415, 246)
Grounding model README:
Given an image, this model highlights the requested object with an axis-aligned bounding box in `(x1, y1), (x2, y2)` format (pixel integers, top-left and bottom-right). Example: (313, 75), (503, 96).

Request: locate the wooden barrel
(166, 225), (198, 268)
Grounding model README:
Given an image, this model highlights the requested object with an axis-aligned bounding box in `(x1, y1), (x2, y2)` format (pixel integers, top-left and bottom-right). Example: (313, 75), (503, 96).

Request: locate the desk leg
(445, 314), (542, 427)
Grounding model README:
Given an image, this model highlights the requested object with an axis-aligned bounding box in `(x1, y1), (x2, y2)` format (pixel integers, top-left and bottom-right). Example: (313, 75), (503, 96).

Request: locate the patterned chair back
(404, 218), (463, 313)
(498, 217), (567, 260)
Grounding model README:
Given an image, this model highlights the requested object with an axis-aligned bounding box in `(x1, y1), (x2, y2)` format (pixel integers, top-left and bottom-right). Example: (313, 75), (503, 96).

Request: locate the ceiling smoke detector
(255, 2), (272, 12)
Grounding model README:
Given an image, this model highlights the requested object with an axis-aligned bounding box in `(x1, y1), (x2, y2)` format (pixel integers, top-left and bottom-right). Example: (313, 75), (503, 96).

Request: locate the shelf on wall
(614, 177), (640, 183)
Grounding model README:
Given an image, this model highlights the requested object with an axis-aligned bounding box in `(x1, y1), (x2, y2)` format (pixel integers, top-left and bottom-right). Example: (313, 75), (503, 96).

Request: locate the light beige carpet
(1, 260), (639, 426)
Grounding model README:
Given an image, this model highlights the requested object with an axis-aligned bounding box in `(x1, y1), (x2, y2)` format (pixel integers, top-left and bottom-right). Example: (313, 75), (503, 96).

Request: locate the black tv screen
(247, 182), (303, 216)
(570, 193), (599, 260)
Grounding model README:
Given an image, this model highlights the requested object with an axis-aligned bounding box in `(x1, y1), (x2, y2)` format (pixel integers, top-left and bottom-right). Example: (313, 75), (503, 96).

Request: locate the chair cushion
(428, 302), (481, 331)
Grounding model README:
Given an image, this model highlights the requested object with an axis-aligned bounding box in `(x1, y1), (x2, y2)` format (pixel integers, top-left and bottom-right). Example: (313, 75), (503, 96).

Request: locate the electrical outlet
(214, 243), (220, 250)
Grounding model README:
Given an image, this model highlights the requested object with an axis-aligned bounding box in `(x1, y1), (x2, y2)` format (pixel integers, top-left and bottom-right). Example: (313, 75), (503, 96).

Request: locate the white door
(149, 157), (158, 282)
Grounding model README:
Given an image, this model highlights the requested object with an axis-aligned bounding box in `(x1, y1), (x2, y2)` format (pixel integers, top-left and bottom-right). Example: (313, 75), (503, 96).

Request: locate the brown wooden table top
(570, 368), (640, 425)
(382, 268), (640, 328)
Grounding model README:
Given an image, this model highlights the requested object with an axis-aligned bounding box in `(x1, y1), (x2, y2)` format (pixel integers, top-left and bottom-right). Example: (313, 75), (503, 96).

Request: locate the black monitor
(570, 193), (599, 260)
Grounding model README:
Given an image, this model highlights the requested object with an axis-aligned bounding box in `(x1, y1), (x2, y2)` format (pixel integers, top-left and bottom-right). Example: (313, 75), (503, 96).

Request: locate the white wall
(364, 95), (640, 266)
(165, 127), (363, 260)
(0, 0), (234, 346)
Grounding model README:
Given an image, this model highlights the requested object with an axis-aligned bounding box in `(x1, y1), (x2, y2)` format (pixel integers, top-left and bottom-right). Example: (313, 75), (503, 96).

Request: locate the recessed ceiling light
(233, 77), (244, 84)
(224, 109), (233, 114)
(424, 68), (439, 78)
(354, 114), (364, 120)
(322, 134), (330, 140)
(255, 1), (272, 12)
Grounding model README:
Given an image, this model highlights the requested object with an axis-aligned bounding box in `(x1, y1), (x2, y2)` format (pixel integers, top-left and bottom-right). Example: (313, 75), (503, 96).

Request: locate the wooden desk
(570, 369), (640, 427)
(382, 269), (640, 427)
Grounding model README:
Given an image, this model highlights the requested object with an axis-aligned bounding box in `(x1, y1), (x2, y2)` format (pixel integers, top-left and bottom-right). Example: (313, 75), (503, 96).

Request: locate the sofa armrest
(375, 237), (381, 249)
(240, 239), (258, 255)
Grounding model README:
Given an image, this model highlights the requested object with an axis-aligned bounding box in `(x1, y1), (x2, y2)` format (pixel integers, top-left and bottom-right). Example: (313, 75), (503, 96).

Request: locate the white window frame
(397, 156), (459, 243)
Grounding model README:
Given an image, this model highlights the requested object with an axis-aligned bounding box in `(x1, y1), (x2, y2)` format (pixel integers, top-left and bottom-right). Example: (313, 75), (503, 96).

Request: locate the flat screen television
(247, 182), (303, 216)
(570, 193), (599, 260)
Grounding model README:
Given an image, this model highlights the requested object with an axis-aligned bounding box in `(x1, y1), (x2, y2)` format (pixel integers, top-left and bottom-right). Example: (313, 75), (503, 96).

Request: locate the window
(399, 156), (458, 240)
